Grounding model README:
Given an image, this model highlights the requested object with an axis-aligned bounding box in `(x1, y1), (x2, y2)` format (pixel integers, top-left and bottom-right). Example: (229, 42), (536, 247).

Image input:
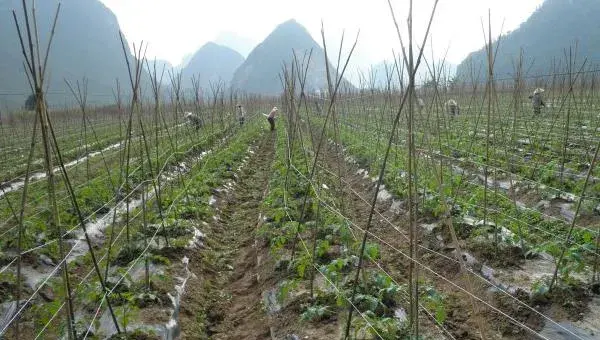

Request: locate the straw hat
(533, 88), (545, 95)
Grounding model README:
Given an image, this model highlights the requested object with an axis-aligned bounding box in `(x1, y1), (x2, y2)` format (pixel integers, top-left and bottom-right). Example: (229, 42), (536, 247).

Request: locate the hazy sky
(100, 0), (545, 72)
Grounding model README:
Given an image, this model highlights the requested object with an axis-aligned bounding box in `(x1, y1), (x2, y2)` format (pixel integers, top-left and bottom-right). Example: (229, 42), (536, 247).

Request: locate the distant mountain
(145, 59), (174, 85)
(148, 59), (173, 73)
(178, 53), (194, 69)
(0, 0), (139, 110)
(230, 19), (355, 95)
(181, 42), (244, 90)
(456, 0), (600, 80)
(214, 31), (256, 58)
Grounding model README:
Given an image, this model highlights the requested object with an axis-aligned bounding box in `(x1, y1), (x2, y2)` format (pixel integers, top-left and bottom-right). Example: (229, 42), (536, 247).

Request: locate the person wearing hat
(184, 111), (202, 130)
(529, 88), (546, 115)
(236, 104), (246, 126)
(265, 106), (278, 131)
(445, 99), (460, 117)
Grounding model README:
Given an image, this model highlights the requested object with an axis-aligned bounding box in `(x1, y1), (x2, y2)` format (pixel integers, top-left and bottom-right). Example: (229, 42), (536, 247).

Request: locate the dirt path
(179, 132), (277, 340)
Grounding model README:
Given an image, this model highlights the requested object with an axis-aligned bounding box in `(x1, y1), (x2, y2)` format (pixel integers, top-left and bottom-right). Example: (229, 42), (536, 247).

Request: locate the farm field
(2, 56), (600, 340)
(0, 90), (278, 337)
(2, 1), (600, 339)
(2, 60), (600, 340)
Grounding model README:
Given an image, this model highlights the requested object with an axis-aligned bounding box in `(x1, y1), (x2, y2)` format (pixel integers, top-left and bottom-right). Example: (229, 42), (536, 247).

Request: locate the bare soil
(178, 134), (275, 339)
(178, 132), (339, 340)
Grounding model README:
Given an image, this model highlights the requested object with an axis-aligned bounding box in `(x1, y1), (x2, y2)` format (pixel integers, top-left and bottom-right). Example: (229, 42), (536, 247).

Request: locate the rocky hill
(231, 19), (355, 95)
(0, 0), (141, 110)
(180, 42), (245, 90)
(456, 0), (600, 80)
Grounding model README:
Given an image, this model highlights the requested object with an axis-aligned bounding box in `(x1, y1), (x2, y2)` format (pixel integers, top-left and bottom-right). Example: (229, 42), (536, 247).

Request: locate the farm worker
(529, 88), (545, 115)
(236, 104), (246, 126)
(416, 97), (425, 113)
(445, 99), (460, 117)
(263, 106), (278, 131)
(184, 112), (202, 130)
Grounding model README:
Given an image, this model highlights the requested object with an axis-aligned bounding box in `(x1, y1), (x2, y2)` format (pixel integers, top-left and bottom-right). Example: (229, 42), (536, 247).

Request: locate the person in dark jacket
(184, 112), (203, 130)
(236, 104), (246, 126)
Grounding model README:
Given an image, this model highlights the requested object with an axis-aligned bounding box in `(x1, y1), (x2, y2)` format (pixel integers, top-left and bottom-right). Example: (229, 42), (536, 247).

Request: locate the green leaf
(317, 240), (331, 258)
(366, 243), (380, 260)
